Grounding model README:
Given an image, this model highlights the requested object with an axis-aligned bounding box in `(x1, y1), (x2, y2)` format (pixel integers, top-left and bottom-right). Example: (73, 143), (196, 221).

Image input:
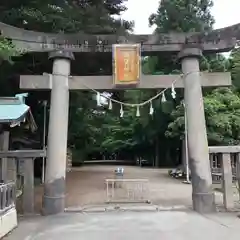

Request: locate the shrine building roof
(0, 93), (36, 130)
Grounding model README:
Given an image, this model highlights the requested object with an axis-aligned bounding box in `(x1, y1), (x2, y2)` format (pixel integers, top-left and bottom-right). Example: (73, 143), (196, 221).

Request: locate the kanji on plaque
(113, 44), (141, 86)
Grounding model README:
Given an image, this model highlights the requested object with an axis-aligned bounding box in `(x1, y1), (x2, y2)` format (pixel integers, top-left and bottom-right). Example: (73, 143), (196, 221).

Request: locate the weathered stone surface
(42, 50), (71, 215)
(19, 72), (232, 90)
(23, 158), (34, 214)
(192, 187), (216, 213)
(49, 50), (75, 60)
(190, 23), (240, 45)
(0, 131), (9, 182)
(0, 150), (46, 158)
(180, 49), (216, 213)
(0, 21), (237, 53)
(221, 153), (234, 210)
(209, 146), (240, 153)
(42, 177), (66, 215)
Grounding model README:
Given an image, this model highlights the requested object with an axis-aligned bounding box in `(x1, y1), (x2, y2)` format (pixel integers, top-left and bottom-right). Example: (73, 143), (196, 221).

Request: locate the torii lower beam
(20, 72), (231, 90)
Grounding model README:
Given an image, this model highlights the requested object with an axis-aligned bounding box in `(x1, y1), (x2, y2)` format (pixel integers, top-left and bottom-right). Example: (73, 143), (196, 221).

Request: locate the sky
(122, 0), (240, 34)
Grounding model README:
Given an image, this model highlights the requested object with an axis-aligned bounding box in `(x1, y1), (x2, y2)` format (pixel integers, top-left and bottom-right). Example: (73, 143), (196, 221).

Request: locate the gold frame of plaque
(112, 44), (141, 87)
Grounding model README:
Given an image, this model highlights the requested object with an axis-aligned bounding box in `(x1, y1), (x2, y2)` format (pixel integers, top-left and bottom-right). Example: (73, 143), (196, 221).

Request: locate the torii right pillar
(178, 47), (216, 213)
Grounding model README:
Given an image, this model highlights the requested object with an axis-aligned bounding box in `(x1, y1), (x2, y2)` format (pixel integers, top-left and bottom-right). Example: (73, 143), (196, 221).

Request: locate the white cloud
(122, 0), (240, 34)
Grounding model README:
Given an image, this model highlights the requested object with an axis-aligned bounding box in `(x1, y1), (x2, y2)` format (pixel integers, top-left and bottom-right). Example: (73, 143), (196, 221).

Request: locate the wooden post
(23, 158), (34, 214)
(221, 153), (234, 209)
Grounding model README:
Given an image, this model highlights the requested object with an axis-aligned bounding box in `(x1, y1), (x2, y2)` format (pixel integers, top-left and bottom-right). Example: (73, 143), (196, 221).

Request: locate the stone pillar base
(42, 178), (65, 215)
(192, 192), (216, 213)
(42, 195), (65, 215)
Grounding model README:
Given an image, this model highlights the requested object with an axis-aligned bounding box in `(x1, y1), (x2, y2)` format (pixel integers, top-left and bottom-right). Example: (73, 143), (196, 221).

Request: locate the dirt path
(16, 165), (239, 213)
(65, 166), (194, 207)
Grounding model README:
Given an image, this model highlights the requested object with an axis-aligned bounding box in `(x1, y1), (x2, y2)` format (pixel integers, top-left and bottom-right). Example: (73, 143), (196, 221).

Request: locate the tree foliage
(0, 37), (22, 63)
(0, 0), (132, 159)
(166, 88), (240, 145)
(149, 0), (215, 32)
(0, 0), (132, 33)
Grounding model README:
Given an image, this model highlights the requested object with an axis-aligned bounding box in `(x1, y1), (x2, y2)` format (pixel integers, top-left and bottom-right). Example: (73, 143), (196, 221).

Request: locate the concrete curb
(65, 204), (189, 213)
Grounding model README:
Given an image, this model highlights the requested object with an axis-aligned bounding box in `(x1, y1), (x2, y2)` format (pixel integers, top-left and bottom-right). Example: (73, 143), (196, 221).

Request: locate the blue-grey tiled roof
(0, 93), (30, 123)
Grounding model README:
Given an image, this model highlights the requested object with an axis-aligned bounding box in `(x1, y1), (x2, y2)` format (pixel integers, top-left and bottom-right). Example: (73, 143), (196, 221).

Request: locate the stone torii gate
(0, 22), (237, 215)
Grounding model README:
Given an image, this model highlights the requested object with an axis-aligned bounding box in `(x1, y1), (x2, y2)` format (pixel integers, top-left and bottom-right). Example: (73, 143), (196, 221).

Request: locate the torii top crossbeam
(0, 21), (239, 54)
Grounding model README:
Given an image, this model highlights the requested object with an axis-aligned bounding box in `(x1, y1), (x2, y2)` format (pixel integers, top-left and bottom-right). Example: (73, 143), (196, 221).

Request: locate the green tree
(166, 88), (240, 145)
(0, 0), (133, 33)
(149, 0), (214, 33)
(0, 0), (133, 162)
(0, 37), (21, 64)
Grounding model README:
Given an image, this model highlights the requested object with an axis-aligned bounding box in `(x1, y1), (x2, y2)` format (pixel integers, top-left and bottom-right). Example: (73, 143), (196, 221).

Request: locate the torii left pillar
(42, 50), (74, 215)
